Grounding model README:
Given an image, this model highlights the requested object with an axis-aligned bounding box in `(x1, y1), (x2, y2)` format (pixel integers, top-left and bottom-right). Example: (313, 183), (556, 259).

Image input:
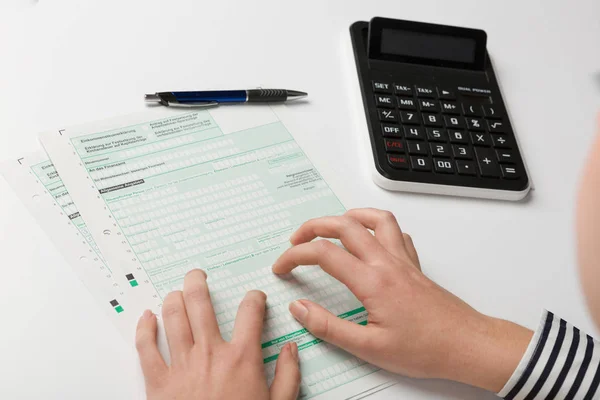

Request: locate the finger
(272, 240), (368, 298)
(161, 291), (194, 363)
(183, 269), (221, 345)
(403, 233), (422, 270)
(288, 299), (371, 360)
(344, 208), (406, 259)
(231, 290), (267, 349)
(290, 216), (384, 262)
(270, 342), (301, 400)
(136, 310), (168, 384)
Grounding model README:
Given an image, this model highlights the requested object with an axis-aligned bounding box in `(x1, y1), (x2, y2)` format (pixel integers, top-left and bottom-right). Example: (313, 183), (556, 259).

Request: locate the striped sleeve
(497, 310), (600, 400)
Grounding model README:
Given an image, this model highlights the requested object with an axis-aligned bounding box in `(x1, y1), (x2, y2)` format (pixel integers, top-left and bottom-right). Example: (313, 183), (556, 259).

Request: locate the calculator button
(482, 105), (502, 119)
(387, 154), (409, 169)
(400, 111), (420, 124)
(433, 158), (455, 174)
(407, 141), (428, 155)
(475, 148), (501, 178)
(440, 101), (460, 114)
(397, 97), (417, 110)
(381, 124), (402, 138)
(466, 117), (485, 131)
(404, 126), (425, 140)
(462, 102), (483, 117)
(444, 115), (466, 129)
(384, 139), (405, 153)
(487, 120), (506, 133)
(378, 109), (399, 122)
(394, 84), (413, 96)
(491, 134), (512, 148)
(452, 145), (473, 159)
(373, 81), (392, 93)
(375, 95), (395, 108)
(415, 85), (436, 98)
(419, 99), (439, 112)
(410, 156), (432, 171)
(426, 128), (448, 142)
(501, 166), (521, 179)
(456, 160), (477, 176)
(422, 113), (443, 127)
(449, 130), (469, 144)
(437, 88), (456, 100)
(430, 143), (450, 157)
(496, 150), (515, 163)
(470, 132), (492, 146)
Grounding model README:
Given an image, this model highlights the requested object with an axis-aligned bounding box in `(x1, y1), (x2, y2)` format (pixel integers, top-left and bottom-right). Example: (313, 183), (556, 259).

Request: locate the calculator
(350, 17), (531, 200)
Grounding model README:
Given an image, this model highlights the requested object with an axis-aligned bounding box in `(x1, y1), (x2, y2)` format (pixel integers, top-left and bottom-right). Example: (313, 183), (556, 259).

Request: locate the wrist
(439, 313), (533, 393)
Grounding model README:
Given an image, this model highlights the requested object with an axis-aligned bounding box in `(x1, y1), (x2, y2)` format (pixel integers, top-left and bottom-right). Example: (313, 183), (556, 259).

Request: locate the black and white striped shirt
(497, 310), (600, 399)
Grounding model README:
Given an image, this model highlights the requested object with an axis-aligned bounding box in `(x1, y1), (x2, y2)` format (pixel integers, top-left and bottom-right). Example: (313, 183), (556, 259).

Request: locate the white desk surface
(1, 0), (599, 399)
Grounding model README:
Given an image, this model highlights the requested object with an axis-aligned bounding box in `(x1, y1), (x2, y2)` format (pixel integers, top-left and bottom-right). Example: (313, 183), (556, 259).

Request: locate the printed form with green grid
(37, 107), (391, 398)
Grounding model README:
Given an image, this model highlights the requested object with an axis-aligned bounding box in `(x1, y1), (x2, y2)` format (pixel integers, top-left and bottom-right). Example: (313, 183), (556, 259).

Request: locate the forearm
(441, 310), (600, 399)
(438, 313), (533, 393)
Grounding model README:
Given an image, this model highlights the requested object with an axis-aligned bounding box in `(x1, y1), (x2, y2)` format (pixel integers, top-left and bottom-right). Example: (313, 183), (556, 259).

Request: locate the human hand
(272, 208), (532, 393)
(135, 269), (301, 400)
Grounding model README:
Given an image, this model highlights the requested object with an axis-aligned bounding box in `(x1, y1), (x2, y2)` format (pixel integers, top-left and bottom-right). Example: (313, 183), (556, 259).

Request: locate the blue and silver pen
(144, 89), (307, 108)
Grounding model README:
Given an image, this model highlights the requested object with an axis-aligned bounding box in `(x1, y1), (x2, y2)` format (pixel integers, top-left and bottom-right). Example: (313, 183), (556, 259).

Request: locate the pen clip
(166, 101), (219, 109)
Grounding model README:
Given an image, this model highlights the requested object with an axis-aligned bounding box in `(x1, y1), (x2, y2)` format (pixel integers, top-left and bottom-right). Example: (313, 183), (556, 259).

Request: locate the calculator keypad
(371, 80), (525, 185)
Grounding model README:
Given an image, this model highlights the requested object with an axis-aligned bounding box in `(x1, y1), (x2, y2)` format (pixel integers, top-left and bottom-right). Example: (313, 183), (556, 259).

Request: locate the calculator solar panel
(350, 18), (530, 200)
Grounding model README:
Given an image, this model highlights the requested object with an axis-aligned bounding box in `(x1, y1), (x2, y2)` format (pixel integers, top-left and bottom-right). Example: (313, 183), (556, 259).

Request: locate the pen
(144, 89), (307, 108)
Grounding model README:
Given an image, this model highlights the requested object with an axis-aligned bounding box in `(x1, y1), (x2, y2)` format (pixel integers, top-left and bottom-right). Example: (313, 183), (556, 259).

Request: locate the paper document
(40, 107), (389, 398)
(0, 152), (136, 335)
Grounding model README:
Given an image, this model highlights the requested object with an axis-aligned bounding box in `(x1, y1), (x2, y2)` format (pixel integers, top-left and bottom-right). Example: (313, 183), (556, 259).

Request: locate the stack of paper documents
(1, 106), (395, 399)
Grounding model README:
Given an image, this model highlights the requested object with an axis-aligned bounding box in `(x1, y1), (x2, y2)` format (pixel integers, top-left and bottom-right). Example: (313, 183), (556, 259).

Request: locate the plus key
(475, 148), (501, 178)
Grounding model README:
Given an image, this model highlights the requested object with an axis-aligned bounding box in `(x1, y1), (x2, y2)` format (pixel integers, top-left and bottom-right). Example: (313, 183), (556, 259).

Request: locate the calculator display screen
(367, 18), (487, 70)
(380, 29), (476, 64)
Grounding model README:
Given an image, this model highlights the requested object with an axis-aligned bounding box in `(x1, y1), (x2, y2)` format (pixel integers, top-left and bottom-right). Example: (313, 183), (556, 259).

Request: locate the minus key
(496, 150), (516, 163)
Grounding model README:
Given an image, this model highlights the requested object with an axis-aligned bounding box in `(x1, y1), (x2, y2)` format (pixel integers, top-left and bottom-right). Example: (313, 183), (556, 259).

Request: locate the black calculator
(350, 17), (531, 200)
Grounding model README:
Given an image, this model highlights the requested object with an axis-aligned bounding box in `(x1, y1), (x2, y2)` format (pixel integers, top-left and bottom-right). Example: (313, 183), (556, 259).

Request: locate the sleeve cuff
(496, 310), (600, 400)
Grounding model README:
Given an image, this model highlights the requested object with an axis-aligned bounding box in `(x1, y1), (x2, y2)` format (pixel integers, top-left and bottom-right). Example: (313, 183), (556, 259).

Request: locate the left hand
(135, 269), (301, 400)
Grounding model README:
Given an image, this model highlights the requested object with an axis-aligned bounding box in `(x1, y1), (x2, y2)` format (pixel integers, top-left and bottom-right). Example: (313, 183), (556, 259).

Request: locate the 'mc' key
(375, 95), (395, 108)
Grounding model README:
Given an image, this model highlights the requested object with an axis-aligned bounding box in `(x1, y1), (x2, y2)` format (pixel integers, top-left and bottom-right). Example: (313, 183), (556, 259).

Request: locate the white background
(0, 0), (599, 399)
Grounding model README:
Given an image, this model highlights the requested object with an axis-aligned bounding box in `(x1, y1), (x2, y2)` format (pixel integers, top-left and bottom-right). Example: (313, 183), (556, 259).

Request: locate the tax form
(0, 152), (135, 335)
(40, 107), (393, 398)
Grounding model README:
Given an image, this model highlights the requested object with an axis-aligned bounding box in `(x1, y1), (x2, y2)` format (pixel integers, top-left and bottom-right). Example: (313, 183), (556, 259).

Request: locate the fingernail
(142, 309), (153, 320)
(248, 289), (267, 300)
(289, 301), (308, 324)
(290, 342), (299, 361)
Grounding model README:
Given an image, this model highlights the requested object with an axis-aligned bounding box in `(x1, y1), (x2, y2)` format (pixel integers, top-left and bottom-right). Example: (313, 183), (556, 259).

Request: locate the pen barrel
(246, 89), (288, 102)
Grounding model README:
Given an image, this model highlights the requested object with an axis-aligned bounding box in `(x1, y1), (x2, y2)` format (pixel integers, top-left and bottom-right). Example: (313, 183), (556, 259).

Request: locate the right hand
(272, 208), (533, 393)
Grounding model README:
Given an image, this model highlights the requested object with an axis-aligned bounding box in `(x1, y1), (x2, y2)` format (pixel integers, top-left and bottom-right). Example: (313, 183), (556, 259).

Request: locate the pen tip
(286, 90), (308, 100)
(144, 94), (161, 103)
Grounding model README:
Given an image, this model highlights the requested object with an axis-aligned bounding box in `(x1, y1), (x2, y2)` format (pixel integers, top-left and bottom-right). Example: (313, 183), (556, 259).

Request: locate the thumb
(289, 300), (370, 358)
(270, 342), (301, 400)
